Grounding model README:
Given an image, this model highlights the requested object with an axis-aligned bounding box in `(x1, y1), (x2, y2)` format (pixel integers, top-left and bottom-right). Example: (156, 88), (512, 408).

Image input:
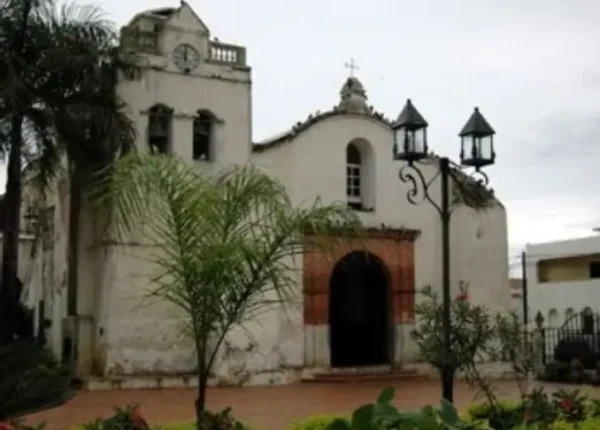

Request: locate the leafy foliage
(0, 421), (46, 430)
(0, 0), (137, 348)
(198, 408), (247, 430)
(326, 387), (476, 430)
(78, 405), (254, 430)
(0, 340), (71, 421)
(89, 154), (361, 426)
(410, 284), (496, 374)
(494, 312), (539, 398)
(466, 388), (600, 429)
(291, 415), (349, 430)
(552, 389), (587, 423)
(81, 404), (149, 430)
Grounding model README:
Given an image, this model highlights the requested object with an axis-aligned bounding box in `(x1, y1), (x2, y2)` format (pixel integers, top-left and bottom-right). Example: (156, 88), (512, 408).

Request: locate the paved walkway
(24, 380), (599, 430)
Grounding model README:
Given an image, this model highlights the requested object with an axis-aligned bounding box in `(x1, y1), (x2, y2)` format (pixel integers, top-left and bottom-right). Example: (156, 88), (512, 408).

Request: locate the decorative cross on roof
(344, 58), (360, 77)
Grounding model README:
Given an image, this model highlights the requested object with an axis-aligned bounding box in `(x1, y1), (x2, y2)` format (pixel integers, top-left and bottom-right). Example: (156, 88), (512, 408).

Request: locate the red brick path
(24, 380), (586, 430)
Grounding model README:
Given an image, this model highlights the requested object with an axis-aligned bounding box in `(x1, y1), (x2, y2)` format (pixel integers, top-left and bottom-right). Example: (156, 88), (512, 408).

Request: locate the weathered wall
(252, 114), (510, 368)
(93, 110), (510, 382)
(96, 242), (306, 385)
(117, 4), (252, 169)
(73, 3), (510, 383)
(253, 115), (509, 305)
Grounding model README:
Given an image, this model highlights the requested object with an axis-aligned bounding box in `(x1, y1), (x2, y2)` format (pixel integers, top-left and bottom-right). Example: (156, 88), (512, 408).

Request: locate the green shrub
(290, 415), (348, 430)
(577, 417), (600, 430)
(0, 340), (72, 421)
(550, 418), (600, 430)
(466, 400), (522, 421)
(74, 423), (259, 430)
(155, 424), (196, 430)
(0, 421), (46, 430)
(81, 404), (149, 430)
(523, 387), (558, 425)
(324, 387), (475, 429)
(74, 406), (257, 430)
(584, 398), (600, 418)
(551, 420), (576, 430)
(552, 389), (587, 422)
(465, 399), (525, 428)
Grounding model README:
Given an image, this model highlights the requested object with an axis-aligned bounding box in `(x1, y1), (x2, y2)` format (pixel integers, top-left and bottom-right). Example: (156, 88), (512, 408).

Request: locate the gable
(253, 109), (393, 152)
(165, 1), (210, 35)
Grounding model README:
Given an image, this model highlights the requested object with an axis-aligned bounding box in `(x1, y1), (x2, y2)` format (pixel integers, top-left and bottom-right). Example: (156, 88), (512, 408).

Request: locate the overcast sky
(6, 0), (600, 272)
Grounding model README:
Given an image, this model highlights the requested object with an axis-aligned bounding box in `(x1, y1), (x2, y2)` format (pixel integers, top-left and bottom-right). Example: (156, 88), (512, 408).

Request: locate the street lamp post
(392, 99), (496, 403)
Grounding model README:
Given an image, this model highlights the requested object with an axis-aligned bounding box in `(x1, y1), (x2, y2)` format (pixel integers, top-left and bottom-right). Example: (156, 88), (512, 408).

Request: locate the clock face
(172, 43), (200, 73)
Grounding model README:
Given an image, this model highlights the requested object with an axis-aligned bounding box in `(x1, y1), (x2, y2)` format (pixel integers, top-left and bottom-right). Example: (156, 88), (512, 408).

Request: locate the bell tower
(117, 1), (252, 167)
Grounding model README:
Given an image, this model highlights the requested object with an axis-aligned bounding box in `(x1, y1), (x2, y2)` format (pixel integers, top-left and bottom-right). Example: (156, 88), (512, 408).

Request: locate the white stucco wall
(253, 115), (510, 312)
(117, 4), (252, 169)
(67, 3), (510, 383)
(91, 93), (510, 383)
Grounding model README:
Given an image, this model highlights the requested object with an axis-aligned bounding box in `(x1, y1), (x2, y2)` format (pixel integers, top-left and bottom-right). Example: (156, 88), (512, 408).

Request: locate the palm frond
(89, 154), (362, 374)
(20, 110), (64, 199)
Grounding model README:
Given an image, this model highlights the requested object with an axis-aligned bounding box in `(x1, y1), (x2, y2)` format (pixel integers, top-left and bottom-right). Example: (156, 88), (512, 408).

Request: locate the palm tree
(0, 0), (137, 345)
(0, 0), (43, 344)
(47, 19), (137, 370)
(90, 154), (361, 429)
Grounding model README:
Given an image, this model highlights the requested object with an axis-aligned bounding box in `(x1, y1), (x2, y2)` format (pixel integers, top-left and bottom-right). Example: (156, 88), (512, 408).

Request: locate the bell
(149, 118), (168, 138)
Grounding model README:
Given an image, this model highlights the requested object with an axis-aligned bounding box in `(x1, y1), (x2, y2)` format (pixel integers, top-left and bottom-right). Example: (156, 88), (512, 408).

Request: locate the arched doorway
(329, 251), (391, 367)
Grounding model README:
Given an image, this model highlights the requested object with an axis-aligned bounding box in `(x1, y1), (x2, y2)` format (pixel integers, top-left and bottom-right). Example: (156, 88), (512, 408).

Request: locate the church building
(27, 1), (510, 387)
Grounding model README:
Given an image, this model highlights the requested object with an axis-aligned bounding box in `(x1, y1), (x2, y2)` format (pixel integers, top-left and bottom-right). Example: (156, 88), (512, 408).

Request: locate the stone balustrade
(209, 41), (246, 66)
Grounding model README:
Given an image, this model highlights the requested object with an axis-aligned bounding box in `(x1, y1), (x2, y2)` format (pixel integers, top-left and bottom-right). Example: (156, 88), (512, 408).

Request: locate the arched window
(582, 307), (594, 335)
(148, 104), (173, 154)
(346, 143), (362, 209)
(193, 110), (215, 161)
(565, 307), (575, 322)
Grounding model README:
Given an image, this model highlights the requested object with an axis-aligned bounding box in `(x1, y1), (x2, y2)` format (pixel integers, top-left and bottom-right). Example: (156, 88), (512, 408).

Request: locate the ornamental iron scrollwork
(398, 158), (493, 217)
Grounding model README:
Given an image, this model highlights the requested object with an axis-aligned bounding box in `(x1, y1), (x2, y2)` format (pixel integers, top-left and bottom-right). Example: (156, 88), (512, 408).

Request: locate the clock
(172, 43), (200, 73)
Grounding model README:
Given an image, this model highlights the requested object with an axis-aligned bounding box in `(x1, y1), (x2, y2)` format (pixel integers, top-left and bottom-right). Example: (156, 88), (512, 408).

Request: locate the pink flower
(455, 292), (469, 302)
(130, 407), (149, 430)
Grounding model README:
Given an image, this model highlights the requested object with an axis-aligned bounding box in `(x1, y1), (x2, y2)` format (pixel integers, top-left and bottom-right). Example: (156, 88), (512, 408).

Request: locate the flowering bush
(81, 404), (149, 430)
(0, 421), (44, 430)
(410, 284), (496, 378)
(466, 388), (600, 429)
(553, 389), (587, 423)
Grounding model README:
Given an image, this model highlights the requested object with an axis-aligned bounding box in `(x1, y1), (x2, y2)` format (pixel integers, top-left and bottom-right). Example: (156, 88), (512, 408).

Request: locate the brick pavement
(24, 380), (600, 430)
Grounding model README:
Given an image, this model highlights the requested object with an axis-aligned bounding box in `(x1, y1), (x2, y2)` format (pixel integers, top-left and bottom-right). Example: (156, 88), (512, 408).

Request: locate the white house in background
(526, 233), (600, 327)
(23, 1), (511, 387)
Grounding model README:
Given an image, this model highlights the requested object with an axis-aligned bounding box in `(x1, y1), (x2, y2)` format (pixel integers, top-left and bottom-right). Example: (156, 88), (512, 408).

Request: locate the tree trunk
(67, 167), (83, 316)
(441, 366), (455, 403)
(195, 373), (207, 430)
(195, 336), (207, 430)
(0, 113), (24, 345)
(66, 166), (84, 370)
(0, 0), (34, 346)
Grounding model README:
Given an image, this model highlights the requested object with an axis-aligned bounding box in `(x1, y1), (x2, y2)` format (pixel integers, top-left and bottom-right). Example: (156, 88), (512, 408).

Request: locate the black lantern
(459, 107), (495, 169)
(392, 99), (428, 163)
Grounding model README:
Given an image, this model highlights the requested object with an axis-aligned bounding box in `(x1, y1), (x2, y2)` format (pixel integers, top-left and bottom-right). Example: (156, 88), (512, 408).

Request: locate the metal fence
(537, 310), (600, 370)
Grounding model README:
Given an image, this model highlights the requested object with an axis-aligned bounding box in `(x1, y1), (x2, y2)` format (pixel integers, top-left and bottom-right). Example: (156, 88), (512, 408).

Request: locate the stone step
(303, 367), (428, 383)
(83, 374), (200, 391)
